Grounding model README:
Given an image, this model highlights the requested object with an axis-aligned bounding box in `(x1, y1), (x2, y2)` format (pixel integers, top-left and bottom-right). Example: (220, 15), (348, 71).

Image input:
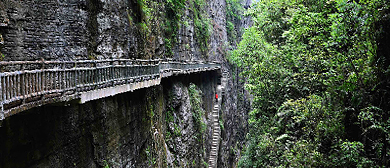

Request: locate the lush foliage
(164, 0), (186, 56)
(226, 0), (245, 45)
(164, 0), (211, 57)
(192, 0), (212, 56)
(188, 83), (208, 165)
(230, 0), (390, 167)
(188, 83), (207, 136)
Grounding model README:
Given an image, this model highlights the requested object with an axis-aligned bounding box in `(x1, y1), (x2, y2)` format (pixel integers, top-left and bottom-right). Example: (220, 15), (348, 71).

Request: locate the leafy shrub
(232, 0), (390, 167)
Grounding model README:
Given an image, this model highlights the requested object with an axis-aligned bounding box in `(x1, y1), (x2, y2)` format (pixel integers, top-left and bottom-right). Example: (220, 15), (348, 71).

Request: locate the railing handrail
(0, 59), (221, 120)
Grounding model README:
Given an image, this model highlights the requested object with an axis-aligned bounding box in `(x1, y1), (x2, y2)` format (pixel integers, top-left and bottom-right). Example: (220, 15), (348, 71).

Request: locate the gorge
(0, 0), (251, 167)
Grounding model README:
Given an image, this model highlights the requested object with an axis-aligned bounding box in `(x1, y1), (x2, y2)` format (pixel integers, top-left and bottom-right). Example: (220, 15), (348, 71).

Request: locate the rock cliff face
(0, 0), (227, 61)
(0, 72), (218, 168)
(0, 0), (251, 167)
(214, 0), (252, 167)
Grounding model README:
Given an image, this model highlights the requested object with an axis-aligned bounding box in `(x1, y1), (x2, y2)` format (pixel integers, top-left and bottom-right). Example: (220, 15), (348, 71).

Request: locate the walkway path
(208, 103), (220, 168)
(208, 71), (228, 168)
(0, 59), (220, 120)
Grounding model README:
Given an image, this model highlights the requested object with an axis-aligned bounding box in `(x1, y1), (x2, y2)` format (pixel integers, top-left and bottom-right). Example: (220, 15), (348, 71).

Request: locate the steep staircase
(208, 71), (228, 168)
(208, 104), (220, 168)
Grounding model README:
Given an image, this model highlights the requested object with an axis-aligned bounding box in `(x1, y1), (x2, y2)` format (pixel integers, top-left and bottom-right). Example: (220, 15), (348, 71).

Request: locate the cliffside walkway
(0, 59), (220, 120)
(208, 71), (227, 168)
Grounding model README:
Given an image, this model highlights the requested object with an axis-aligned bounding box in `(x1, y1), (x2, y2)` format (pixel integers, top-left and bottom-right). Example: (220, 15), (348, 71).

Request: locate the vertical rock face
(0, 72), (218, 168)
(209, 0), (252, 167)
(0, 0), (88, 60)
(163, 76), (215, 167)
(0, 86), (163, 167)
(0, 0), (168, 61)
(0, 0), (229, 61)
(208, 0), (228, 62)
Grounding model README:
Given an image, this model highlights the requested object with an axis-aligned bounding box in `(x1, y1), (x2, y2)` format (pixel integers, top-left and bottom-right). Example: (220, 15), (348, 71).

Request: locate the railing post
(93, 61), (97, 89)
(0, 74), (3, 121)
(125, 61), (128, 84)
(109, 61), (112, 84)
(74, 62), (78, 93)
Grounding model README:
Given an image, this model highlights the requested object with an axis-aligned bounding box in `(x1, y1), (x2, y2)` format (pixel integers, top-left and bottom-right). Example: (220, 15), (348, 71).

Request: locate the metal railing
(0, 59), (220, 120)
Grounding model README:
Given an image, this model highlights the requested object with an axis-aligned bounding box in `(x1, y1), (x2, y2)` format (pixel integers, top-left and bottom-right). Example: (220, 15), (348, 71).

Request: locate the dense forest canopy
(230, 0), (390, 167)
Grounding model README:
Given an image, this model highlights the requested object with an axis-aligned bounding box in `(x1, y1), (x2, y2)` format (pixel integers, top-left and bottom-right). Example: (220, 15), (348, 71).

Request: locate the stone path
(208, 71), (228, 168)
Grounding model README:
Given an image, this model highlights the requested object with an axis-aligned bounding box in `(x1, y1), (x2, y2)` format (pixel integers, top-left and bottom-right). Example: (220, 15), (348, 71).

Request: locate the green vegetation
(164, 0), (186, 56)
(165, 107), (178, 139)
(226, 0), (244, 45)
(188, 83), (208, 165)
(103, 160), (110, 168)
(188, 83), (206, 135)
(191, 0), (211, 56)
(230, 0), (390, 167)
(146, 146), (157, 166)
(0, 34), (3, 57)
(163, 0), (211, 57)
(127, 0), (157, 58)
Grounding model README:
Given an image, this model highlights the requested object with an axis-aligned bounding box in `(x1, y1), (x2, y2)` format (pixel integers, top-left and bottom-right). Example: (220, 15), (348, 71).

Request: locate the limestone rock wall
(0, 0), (88, 60)
(1, 85), (161, 167)
(0, 71), (218, 168)
(213, 0), (252, 167)
(0, 0), (227, 61)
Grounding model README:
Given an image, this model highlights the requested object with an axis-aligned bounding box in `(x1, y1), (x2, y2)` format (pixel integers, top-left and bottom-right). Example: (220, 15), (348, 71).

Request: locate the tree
(231, 0), (390, 167)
